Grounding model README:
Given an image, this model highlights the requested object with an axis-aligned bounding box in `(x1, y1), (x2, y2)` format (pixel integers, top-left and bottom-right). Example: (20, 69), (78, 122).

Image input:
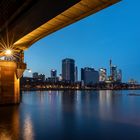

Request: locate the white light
(5, 49), (12, 56)
(27, 69), (32, 73)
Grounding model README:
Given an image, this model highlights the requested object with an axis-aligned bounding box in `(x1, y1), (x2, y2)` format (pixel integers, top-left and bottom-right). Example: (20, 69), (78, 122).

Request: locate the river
(0, 90), (140, 140)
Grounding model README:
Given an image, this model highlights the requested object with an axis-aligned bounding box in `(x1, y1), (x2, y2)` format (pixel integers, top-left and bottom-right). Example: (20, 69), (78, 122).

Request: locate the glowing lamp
(5, 49), (12, 56)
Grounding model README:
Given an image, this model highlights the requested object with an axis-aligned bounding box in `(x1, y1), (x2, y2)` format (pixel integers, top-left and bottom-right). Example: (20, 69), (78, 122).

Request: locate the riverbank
(21, 87), (140, 91)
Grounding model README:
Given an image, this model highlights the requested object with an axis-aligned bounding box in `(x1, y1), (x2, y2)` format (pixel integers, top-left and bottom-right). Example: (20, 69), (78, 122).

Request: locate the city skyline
(1, 1), (140, 139)
(26, 58), (122, 83)
(24, 0), (140, 82)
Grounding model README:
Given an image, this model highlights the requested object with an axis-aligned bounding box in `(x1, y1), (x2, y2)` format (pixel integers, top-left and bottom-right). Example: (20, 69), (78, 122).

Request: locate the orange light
(5, 49), (12, 56)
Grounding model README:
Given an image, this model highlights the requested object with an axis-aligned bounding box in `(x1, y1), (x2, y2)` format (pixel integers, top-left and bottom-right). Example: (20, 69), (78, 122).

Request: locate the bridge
(0, 0), (120, 105)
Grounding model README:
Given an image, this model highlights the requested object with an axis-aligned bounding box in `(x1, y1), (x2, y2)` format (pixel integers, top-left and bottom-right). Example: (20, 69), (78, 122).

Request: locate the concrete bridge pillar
(0, 60), (26, 105)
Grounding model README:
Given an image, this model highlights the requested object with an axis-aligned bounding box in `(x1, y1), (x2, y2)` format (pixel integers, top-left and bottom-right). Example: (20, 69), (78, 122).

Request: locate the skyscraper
(74, 66), (78, 82)
(117, 69), (122, 82)
(109, 59), (112, 76)
(109, 60), (118, 82)
(51, 69), (57, 78)
(99, 68), (107, 82)
(81, 67), (99, 85)
(111, 65), (117, 81)
(62, 58), (75, 82)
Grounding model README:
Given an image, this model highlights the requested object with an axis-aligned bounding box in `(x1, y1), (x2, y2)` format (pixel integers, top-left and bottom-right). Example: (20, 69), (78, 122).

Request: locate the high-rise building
(33, 72), (38, 78)
(99, 68), (107, 82)
(51, 69), (57, 78)
(117, 69), (122, 82)
(111, 65), (117, 81)
(74, 66), (78, 82)
(81, 67), (99, 85)
(109, 59), (112, 75)
(47, 69), (58, 83)
(109, 60), (118, 82)
(62, 58), (75, 82)
(81, 68), (84, 81)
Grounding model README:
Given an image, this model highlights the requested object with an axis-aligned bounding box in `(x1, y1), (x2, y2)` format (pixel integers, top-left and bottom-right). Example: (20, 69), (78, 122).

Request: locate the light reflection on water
(23, 115), (34, 140)
(0, 90), (140, 140)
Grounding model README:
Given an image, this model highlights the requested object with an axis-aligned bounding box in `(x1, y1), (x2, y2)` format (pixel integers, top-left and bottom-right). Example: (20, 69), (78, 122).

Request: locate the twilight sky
(24, 0), (140, 82)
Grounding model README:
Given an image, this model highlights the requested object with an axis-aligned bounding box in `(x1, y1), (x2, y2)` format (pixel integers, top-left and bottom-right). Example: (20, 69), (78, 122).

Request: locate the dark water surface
(0, 90), (140, 140)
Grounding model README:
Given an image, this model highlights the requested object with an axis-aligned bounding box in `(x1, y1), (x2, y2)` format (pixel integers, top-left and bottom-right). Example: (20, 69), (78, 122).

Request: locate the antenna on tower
(110, 59), (112, 77)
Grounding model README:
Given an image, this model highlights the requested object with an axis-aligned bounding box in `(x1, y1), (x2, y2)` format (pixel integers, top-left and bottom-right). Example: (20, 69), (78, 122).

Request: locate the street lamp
(5, 49), (13, 56)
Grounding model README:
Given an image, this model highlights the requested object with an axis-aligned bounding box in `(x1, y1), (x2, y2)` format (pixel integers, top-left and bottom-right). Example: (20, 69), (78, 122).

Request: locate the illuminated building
(117, 69), (122, 82)
(128, 79), (137, 84)
(51, 69), (57, 78)
(59, 74), (62, 81)
(33, 72), (45, 82)
(46, 70), (58, 83)
(111, 65), (117, 81)
(109, 60), (118, 82)
(38, 74), (45, 82)
(62, 58), (75, 82)
(75, 66), (78, 82)
(109, 60), (123, 82)
(81, 67), (99, 85)
(99, 68), (107, 82)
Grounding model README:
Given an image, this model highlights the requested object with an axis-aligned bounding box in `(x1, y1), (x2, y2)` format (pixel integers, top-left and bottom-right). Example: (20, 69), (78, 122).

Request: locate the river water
(0, 90), (140, 140)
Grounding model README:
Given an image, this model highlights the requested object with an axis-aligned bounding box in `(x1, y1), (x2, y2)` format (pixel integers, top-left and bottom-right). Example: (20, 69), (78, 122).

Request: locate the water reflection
(0, 90), (140, 140)
(0, 106), (20, 140)
(99, 90), (119, 120)
(23, 115), (34, 140)
(99, 90), (140, 126)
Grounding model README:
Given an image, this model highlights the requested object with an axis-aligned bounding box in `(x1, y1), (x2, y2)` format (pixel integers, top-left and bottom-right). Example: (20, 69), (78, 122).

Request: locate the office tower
(99, 68), (107, 82)
(51, 69), (57, 78)
(117, 69), (122, 82)
(109, 60), (118, 82)
(81, 67), (99, 85)
(62, 58), (75, 82)
(109, 59), (112, 76)
(111, 65), (117, 81)
(33, 72), (38, 78)
(81, 68), (84, 81)
(74, 66), (78, 82)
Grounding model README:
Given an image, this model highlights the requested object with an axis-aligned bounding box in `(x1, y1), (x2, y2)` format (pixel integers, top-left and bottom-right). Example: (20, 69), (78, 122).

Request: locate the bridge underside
(0, 0), (120, 105)
(0, 0), (120, 52)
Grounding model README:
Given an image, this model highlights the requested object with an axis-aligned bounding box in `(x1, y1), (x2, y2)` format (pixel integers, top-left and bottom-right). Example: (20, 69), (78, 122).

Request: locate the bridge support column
(0, 60), (26, 105)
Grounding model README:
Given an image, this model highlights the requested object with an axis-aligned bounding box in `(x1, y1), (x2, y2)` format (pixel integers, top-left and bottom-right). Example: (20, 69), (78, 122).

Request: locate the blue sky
(24, 0), (140, 82)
